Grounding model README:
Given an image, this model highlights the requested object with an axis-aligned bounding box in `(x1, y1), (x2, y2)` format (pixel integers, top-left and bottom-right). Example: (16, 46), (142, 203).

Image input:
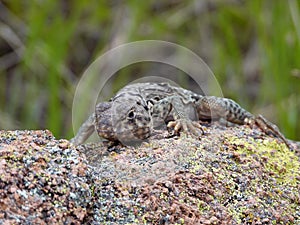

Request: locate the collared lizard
(70, 82), (292, 149)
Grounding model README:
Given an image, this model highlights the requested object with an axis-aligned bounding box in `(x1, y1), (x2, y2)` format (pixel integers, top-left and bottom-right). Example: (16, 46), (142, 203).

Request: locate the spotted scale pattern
(71, 82), (290, 148)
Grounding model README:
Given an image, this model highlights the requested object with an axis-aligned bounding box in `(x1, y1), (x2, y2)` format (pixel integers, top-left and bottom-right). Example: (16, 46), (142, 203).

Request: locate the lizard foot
(167, 119), (205, 137)
(254, 115), (292, 150)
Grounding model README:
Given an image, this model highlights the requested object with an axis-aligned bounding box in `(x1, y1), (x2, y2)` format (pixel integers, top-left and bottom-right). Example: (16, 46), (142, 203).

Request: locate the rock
(0, 130), (91, 224)
(0, 124), (299, 224)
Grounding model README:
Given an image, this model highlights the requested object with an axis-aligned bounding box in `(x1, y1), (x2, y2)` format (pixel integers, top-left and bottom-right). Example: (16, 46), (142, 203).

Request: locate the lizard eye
(127, 110), (135, 119)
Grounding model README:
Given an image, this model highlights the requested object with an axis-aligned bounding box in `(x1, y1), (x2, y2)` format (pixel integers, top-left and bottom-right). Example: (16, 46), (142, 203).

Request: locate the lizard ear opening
(146, 96), (160, 107)
(153, 96), (160, 101)
(146, 100), (155, 115)
(146, 100), (154, 107)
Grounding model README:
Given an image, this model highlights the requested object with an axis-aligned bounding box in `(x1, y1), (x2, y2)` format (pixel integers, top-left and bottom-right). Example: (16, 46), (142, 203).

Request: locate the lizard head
(111, 96), (153, 145)
(95, 93), (153, 145)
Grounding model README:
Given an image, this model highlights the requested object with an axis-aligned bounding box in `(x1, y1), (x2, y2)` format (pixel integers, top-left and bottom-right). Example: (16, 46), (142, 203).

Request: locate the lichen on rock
(0, 124), (299, 224)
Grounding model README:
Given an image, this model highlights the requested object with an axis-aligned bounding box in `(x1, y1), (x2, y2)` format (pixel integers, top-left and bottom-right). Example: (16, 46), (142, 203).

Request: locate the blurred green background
(0, 0), (299, 140)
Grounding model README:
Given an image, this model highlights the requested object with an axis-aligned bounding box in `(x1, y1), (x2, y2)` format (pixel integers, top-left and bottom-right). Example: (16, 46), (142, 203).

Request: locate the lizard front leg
(71, 102), (114, 145)
(196, 96), (291, 149)
(70, 113), (96, 146)
(150, 96), (204, 136)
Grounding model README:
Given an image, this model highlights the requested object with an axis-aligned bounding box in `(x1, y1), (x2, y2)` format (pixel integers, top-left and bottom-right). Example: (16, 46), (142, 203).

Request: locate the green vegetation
(0, 1), (299, 139)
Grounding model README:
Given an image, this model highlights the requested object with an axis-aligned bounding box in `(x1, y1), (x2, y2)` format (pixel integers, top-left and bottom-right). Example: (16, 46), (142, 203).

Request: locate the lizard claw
(254, 115), (292, 150)
(167, 119), (205, 137)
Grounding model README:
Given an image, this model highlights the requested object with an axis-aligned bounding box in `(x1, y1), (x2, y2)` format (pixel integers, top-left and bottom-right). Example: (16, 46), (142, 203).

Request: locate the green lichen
(176, 218), (185, 224)
(197, 200), (210, 212)
(227, 136), (300, 186)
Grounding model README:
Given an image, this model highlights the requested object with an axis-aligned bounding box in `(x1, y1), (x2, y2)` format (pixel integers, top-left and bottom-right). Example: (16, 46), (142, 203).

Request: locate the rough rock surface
(0, 124), (299, 224)
(0, 130), (91, 225)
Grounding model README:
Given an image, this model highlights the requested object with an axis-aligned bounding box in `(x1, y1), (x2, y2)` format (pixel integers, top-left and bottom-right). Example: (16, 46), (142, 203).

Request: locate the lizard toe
(167, 119), (205, 137)
(254, 115), (292, 150)
(188, 121), (205, 136)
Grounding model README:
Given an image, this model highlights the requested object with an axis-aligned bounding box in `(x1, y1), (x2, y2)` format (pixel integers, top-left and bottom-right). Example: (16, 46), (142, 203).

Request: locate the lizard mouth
(115, 126), (152, 145)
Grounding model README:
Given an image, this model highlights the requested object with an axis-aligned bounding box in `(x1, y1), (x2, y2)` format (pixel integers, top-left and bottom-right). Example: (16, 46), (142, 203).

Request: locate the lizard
(70, 82), (293, 149)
